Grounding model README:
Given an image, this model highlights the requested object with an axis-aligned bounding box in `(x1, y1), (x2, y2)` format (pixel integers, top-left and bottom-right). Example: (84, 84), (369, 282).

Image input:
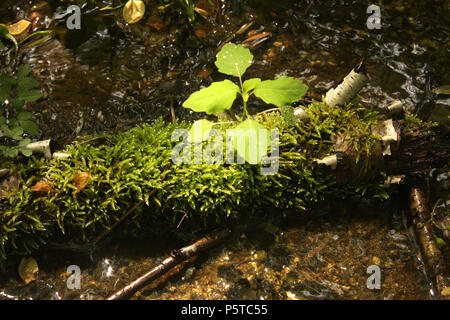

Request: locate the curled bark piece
(52, 152), (70, 159)
(372, 119), (399, 156)
(325, 61), (368, 106)
(385, 100), (404, 116)
(293, 107), (310, 122)
(26, 139), (54, 159)
(315, 154), (338, 169)
(106, 227), (233, 300)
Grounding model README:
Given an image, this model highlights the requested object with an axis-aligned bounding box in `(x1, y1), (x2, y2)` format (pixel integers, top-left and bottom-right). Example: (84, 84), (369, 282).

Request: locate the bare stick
(106, 227), (233, 300)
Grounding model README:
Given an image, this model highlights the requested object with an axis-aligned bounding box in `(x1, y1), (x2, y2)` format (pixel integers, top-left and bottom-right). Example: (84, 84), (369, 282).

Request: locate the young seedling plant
(0, 64), (41, 158)
(182, 42), (308, 163)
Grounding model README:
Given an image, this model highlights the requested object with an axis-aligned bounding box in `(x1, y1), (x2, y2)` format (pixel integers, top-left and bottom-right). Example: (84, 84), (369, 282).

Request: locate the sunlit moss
(0, 103), (396, 258)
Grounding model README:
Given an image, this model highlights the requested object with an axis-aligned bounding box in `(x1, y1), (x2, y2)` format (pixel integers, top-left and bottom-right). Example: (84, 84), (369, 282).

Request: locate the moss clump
(0, 102), (390, 259)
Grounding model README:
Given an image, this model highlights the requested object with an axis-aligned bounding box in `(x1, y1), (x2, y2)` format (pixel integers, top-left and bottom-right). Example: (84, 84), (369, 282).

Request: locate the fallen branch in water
(409, 186), (450, 299)
(106, 227), (233, 300)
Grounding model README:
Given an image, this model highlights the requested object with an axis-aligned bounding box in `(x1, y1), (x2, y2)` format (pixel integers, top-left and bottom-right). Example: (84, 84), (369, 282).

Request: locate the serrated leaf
(183, 80), (240, 114)
(232, 118), (270, 164)
(17, 65), (32, 80)
(17, 89), (41, 102)
(17, 111), (32, 121)
(215, 43), (253, 77)
(19, 120), (39, 135)
(18, 76), (39, 91)
(0, 73), (15, 102)
(190, 119), (214, 143)
(254, 76), (308, 107)
(18, 138), (31, 147)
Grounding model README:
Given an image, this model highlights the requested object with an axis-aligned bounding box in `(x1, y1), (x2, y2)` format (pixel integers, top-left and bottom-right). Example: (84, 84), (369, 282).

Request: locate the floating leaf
(215, 43), (253, 78)
(183, 80), (240, 114)
(73, 172), (91, 193)
(1, 20), (31, 37)
(190, 119), (214, 143)
(254, 76), (308, 107)
(123, 0), (146, 24)
(30, 181), (54, 193)
(233, 118), (270, 164)
(18, 256), (38, 284)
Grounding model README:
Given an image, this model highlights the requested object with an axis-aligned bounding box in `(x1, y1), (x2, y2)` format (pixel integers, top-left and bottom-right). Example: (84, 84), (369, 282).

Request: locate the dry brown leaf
(30, 181), (54, 193)
(1, 19), (31, 37)
(242, 32), (272, 44)
(18, 256), (39, 284)
(73, 172), (91, 193)
(195, 29), (207, 38)
(123, 0), (146, 24)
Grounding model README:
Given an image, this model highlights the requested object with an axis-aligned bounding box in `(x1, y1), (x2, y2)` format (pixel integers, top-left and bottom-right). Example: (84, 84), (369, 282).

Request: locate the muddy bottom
(0, 198), (431, 300)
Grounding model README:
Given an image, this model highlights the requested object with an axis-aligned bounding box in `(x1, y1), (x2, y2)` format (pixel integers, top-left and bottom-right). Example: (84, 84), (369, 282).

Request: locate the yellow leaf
(18, 256), (38, 284)
(123, 0), (146, 24)
(1, 19), (31, 37)
(73, 172), (91, 193)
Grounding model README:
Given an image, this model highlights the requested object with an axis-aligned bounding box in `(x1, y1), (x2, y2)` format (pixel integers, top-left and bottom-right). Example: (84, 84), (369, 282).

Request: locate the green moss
(0, 103), (390, 259)
(403, 112), (438, 134)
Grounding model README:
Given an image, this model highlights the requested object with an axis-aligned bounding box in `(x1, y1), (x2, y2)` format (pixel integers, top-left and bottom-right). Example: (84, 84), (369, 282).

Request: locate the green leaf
(17, 111), (32, 121)
(0, 73), (16, 102)
(190, 119), (214, 143)
(17, 89), (41, 102)
(182, 80), (240, 114)
(254, 76), (308, 107)
(12, 97), (24, 109)
(243, 78), (261, 93)
(18, 138), (31, 147)
(215, 43), (253, 78)
(0, 40), (4, 50)
(232, 118), (270, 164)
(17, 65), (32, 80)
(0, 25), (18, 53)
(19, 120), (39, 135)
(0, 116), (5, 125)
(20, 148), (33, 157)
(18, 76), (39, 91)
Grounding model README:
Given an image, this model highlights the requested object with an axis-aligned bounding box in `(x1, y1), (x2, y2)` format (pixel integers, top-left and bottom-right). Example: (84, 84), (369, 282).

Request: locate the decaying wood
(106, 227), (233, 300)
(409, 186), (449, 299)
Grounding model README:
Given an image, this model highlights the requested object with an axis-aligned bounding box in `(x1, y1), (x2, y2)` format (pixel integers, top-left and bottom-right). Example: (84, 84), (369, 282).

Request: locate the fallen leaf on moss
(18, 256), (38, 284)
(123, 0), (146, 24)
(73, 172), (91, 193)
(30, 181), (54, 193)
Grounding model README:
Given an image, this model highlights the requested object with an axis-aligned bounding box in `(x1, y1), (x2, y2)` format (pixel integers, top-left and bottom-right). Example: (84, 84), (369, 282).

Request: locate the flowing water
(0, 0), (449, 299)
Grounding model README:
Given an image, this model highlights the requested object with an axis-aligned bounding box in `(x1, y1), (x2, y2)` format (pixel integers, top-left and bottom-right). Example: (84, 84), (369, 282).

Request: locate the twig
(106, 227), (233, 300)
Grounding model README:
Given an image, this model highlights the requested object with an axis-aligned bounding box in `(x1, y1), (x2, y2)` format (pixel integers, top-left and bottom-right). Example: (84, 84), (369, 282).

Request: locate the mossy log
(0, 101), (448, 260)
